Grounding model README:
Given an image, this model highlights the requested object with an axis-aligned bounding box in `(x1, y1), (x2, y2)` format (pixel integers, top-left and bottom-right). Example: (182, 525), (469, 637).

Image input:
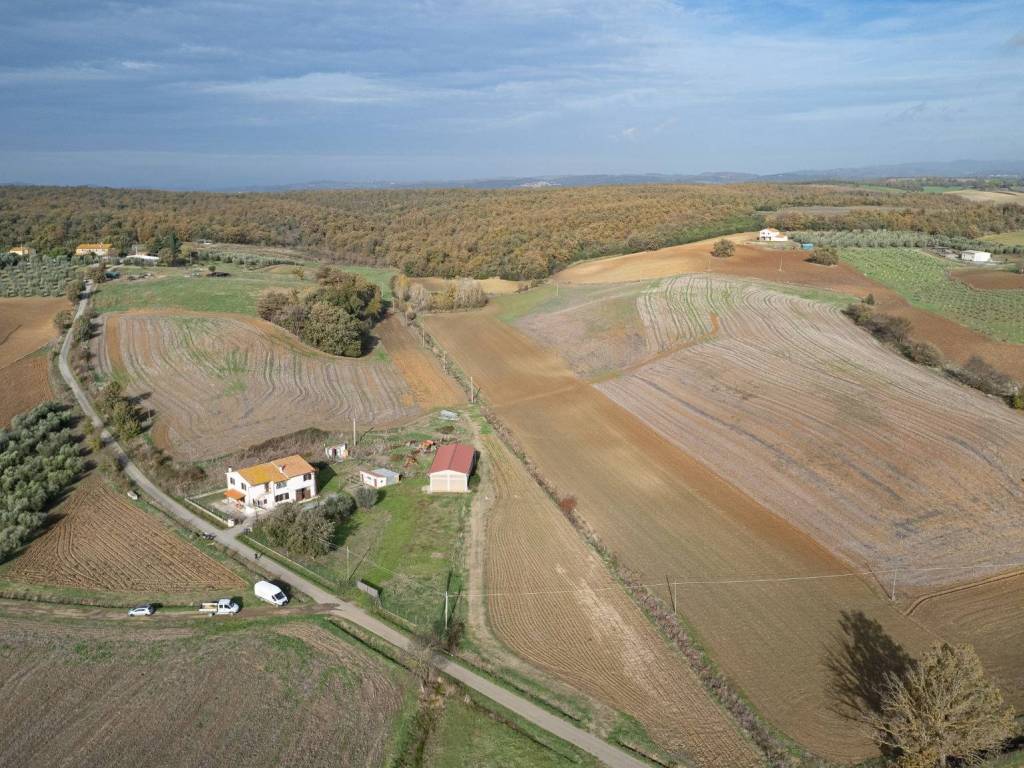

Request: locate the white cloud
(198, 71), (454, 104)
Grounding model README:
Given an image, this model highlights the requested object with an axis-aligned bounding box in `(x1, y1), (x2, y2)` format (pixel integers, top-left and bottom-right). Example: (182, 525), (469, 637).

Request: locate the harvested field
(910, 573), (1024, 712)
(0, 296), (65, 367)
(98, 311), (421, 460)
(374, 315), (465, 410)
(0, 353), (52, 427)
(412, 276), (526, 294)
(953, 268), (1024, 290)
(0, 616), (408, 768)
(947, 189), (1024, 204)
(581, 275), (1024, 587)
(425, 307), (935, 762)
(5, 475), (244, 594)
(480, 434), (758, 767)
(555, 236), (1024, 379)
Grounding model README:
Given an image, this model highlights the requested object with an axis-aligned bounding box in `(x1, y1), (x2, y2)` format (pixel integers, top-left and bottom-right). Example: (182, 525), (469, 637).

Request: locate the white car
(254, 580), (289, 606)
(127, 604), (155, 617)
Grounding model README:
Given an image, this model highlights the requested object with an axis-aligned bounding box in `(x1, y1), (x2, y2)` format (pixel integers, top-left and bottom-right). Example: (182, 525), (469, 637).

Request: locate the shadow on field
(825, 609), (913, 723)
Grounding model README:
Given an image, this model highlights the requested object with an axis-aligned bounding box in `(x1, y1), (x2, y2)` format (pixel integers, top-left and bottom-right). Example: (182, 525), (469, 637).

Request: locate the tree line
(7, 183), (1021, 279)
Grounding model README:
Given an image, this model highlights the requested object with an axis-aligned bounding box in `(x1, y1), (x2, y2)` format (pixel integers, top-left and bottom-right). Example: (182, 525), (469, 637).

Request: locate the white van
(254, 580), (288, 606)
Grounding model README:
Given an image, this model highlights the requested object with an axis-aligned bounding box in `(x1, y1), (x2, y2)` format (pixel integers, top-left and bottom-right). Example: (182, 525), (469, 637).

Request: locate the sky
(0, 0), (1022, 189)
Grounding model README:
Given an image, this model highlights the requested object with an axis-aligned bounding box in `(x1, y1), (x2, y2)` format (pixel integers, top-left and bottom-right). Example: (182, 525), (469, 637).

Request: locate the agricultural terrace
(2, 474), (246, 602)
(93, 257), (394, 316)
(95, 311), (423, 460)
(425, 307), (936, 762)
(478, 434), (759, 767)
(565, 274), (1024, 587)
(839, 247), (1024, 343)
(247, 412), (475, 631)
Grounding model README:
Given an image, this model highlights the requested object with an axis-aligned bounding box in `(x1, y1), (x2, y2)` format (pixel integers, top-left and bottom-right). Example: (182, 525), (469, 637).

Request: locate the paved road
(58, 287), (648, 768)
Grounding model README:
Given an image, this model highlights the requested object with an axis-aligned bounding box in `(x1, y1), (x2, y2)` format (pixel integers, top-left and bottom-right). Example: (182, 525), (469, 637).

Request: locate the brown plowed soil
(425, 307), (935, 762)
(556, 235), (1024, 380)
(0, 354), (52, 427)
(480, 434), (760, 767)
(375, 315), (466, 410)
(5, 475), (244, 595)
(952, 269), (1024, 290)
(0, 297), (65, 368)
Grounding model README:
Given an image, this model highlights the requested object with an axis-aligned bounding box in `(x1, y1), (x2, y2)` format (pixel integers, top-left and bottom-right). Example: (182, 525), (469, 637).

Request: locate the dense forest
(2, 184), (1023, 279)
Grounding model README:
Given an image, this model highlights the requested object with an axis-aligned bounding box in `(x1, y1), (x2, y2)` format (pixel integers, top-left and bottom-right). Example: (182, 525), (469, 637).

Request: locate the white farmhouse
(359, 468), (400, 488)
(427, 444), (477, 493)
(758, 228), (789, 242)
(961, 250), (992, 263)
(224, 454), (317, 514)
(7, 246), (35, 257)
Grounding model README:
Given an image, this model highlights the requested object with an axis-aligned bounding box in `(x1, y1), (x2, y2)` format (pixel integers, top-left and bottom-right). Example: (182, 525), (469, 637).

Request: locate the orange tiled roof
(236, 454), (316, 486)
(224, 488), (245, 500)
(76, 243), (112, 250)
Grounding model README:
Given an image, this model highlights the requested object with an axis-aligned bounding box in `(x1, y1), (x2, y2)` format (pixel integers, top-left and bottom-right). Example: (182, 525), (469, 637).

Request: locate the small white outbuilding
(961, 250), (992, 263)
(360, 468), (400, 489)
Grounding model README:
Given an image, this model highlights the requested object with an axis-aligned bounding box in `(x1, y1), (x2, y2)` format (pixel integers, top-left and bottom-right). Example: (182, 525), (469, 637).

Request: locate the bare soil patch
(5, 475), (245, 595)
(0, 296), (65, 367)
(425, 307), (934, 762)
(953, 268), (1024, 290)
(99, 310), (421, 460)
(480, 434), (759, 766)
(375, 315), (466, 410)
(947, 189), (1024, 205)
(0, 354), (52, 427)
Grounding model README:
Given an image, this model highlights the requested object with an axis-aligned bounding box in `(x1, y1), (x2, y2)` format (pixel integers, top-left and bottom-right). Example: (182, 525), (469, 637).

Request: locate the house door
(296, 488), (309, 501)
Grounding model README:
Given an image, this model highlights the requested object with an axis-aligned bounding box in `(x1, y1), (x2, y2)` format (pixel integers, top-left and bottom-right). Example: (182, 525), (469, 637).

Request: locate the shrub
(321, 492), (356, 522)
(904, 341), (943, 367)
(711, 239), (735, 259)
(807, 245), (839, 265)
(864, 293), (875, 305)
(953, 356), (1018, 397)
(255, 502), (335, 557)
(353, 485), (378, 509)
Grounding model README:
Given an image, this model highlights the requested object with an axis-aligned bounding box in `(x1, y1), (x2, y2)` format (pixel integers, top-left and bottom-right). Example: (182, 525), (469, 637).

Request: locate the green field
(93, 261), (395, 315)
(840, 247), (1024, 343)
(983, 231), (1024, 247)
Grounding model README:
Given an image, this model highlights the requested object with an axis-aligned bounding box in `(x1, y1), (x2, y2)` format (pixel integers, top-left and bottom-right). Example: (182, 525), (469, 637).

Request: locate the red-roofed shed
(427, 444), (477, 493)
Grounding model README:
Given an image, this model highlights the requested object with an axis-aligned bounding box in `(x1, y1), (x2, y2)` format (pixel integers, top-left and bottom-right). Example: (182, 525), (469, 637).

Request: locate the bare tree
(868, 643), (1014, 768)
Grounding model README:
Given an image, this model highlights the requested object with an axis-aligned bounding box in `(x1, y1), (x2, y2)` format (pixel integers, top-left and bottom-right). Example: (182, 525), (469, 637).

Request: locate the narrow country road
(58, 285), (648, 768)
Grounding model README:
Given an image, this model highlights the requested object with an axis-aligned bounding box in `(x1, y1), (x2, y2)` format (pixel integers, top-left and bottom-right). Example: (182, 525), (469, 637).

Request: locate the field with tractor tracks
(564, 274), (1024, 587)
(425, 306), (937, 762)
(555, 235), (1024, 379)
(0, 296), (65, 367)
(479, 434), (759, 767)
(0, 353), (52, 427)
(0, 616), (410, 768)
(96, 311), (422, 460)
(4, 475), (245, 596)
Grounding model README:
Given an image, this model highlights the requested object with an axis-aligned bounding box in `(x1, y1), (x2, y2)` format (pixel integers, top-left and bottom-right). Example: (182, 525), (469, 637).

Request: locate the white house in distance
(124, 253), (161, 266)
(75, 242), (113, 257)
(325, 442), (349, 461)
(427, 444), (477, 493)
(758, 228), (789, 242)
(7, 246), (35, 257)
(961, 250), (992, 263)
(224, 454), (317, 514)
(360, 468), (400, 489)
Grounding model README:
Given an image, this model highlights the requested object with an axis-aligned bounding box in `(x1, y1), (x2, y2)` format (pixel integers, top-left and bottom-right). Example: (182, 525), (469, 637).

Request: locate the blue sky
(0, 0), (1021, 188)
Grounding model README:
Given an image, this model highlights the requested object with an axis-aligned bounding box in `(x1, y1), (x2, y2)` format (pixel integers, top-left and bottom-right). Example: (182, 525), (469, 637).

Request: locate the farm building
(360, 468), (400, 488)
(758, 228), (789, 242)
(224, 454), (317, 514)
(427, 443), (477, 493)
(961, 250), (992, 263)
(325, 442), (349, 461)
(75, 242), (113, 257)
(7, 246), (35, 257)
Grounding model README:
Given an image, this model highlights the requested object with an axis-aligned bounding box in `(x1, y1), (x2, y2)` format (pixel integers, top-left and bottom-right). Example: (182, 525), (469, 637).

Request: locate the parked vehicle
(254, 580), (288, 606)
(126, 490), (139, 500)
(127, 604), (155, 617)
(198, 598), (239, 616)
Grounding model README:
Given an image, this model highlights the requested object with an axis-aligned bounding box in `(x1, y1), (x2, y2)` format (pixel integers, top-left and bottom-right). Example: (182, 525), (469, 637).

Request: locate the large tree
(300, 302), (364, 357)
(869, 643), (1014, 768)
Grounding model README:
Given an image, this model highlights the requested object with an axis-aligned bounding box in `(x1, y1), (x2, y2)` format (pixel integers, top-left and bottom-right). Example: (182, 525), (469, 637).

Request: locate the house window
(274, 493), (289, 502)
(303, 473), (312, 481)
(240, 481), (247, 491)
(229, 477), (235, 486)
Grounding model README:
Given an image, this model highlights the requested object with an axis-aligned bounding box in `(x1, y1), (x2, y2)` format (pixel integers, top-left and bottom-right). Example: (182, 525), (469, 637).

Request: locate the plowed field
(0, 617), (408, 768)
(0, 354), (52, 427)
(6, 476), (244, 594)
(480, 434), (759, 767)
(425, 307), (934, 762)
(555, 236), (1024, 379)
(98, 311), (421, 460)
(375, 315), (465, 410)
(588, 275), (1024, 587)
(0, 296), (65, 367)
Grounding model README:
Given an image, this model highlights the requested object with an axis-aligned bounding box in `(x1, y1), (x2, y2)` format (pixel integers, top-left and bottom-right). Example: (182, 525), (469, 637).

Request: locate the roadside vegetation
(391, 274), (487, 317)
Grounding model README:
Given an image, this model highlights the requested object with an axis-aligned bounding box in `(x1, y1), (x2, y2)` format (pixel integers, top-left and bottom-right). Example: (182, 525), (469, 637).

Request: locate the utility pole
(779, 251), (784, 273)
(665, 575), (676, 613)
(444, 590), (450, 630)
(890, 571), (897, 602)
(469, 376), (474, 403)
(352, 417), (356, 450)
(346, 546), (351, 581)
